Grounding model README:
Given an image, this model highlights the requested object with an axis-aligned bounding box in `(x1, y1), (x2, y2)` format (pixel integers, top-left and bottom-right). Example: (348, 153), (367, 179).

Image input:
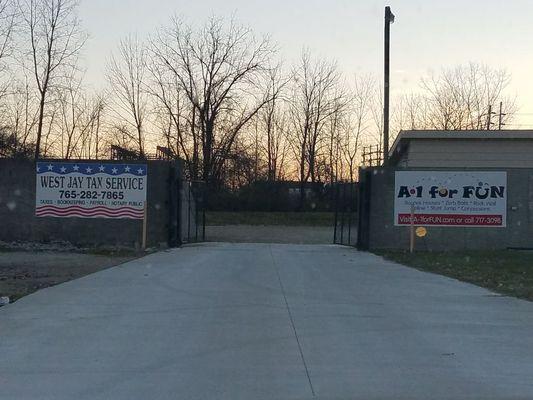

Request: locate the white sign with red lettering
(394, 171), (507, 227)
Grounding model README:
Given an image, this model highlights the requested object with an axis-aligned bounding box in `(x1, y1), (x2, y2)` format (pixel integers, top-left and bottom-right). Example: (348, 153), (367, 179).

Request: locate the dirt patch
(0, 251), (136, 302)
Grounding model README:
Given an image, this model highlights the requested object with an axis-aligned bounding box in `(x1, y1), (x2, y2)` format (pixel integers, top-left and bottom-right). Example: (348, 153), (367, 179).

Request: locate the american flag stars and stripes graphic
(36, 162), (147, 176)
(34, 205), (145, 219)
(35, 162), (147, 220)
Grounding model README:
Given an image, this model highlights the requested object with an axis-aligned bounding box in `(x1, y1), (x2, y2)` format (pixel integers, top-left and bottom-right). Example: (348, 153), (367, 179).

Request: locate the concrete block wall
(0, 158), (178, 248)
(364, 167), (533, 251)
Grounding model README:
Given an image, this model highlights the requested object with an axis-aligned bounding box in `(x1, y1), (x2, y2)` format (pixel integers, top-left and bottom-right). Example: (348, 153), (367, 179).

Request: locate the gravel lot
(205, 225), (333, 244)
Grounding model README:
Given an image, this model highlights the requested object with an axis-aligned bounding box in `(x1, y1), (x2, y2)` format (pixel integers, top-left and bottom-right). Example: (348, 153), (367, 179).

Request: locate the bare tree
(105, 123), (138, 154)
(56, 68), (82, 158)
(360, 63), (515, 158)
(391, 93), (426, 134)
(0, 0), (21, 157)
(81, 93), (105, 159)
(418, 63), (515, 130)
(367, 82), (384, 149)
(107, 34), (148, 156)
(0, 73), (37, 152)
(0, 77), (39, 158)
(289, 51), (346, 207)
(255, 65), (289, 181)
(147, 48), (199, 177)
(150, 16), (276, 184)
(341, 75), (374, 182)
(326, 88), (351, 184)
(221, 138), (263, 189)
(54, 68), (105, 159)
(0, 0), (16, 79)
(20, 0), (86, 159)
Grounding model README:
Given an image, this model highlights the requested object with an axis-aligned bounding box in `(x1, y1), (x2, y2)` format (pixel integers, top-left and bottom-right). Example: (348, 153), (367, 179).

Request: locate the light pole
(383, 6), (395, 166)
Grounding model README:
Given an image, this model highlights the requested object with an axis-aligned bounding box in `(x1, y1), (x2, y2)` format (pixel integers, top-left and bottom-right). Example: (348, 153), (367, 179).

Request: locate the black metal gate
(181, 180), (206, 243)
(168, 162), (206, 247)
(333, 182), (358, 246)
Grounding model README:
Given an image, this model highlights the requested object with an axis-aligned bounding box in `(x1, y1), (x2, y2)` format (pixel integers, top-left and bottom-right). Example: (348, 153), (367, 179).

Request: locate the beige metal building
(389, 130), (533, 168)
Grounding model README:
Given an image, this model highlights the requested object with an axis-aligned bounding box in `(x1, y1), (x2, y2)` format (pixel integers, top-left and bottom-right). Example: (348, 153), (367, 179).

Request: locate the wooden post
(409, 204), (415, 253)
(142, 202), (147, 250)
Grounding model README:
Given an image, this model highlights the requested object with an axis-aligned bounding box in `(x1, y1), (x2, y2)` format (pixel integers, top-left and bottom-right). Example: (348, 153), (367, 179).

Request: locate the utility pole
(383, 6), (395, 166)
(486, 104), (496, 130)
(498, 101), (506, 130)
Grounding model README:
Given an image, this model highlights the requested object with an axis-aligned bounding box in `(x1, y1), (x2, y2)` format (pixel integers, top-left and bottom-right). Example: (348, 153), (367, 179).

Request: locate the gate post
(333, 183), (339, 244)
(167, 160), (182, 247)
(357, 168), (372, 250)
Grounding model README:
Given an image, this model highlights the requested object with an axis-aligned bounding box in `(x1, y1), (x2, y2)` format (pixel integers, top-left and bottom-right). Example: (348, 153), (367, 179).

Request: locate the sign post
(409, 204), (415, 253)
(142, 202), (148, 250)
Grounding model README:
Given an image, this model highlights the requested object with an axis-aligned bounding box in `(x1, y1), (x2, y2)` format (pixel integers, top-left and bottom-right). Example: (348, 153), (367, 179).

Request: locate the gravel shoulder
(0, 250), (135, 302)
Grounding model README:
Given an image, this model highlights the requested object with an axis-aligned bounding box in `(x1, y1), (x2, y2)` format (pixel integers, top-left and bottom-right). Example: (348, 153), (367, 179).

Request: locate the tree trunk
(203, 118), (214, 183)
(34, 92), (46, 160)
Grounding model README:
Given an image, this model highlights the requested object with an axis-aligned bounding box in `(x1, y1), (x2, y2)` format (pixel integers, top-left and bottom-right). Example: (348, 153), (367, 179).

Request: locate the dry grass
(376, 250), (533, 301)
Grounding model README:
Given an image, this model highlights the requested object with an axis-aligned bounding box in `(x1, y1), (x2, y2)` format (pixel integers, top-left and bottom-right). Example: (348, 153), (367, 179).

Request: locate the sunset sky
(79, 0), (533, 129)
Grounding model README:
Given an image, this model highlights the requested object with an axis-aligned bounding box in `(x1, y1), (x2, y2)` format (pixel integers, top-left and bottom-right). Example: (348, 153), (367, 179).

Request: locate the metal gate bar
(333, 182), (358, 246)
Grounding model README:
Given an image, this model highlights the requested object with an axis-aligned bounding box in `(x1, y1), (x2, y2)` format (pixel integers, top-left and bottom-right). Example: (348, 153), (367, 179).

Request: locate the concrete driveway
(1, 243), (533, 400)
